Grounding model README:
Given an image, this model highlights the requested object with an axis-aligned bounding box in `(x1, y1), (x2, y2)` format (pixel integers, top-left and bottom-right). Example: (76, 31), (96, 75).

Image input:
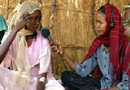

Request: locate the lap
(61, 71), (101, 90)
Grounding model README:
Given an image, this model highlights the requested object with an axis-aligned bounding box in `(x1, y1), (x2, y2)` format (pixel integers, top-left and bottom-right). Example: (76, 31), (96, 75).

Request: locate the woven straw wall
(0, 0), (130, 77)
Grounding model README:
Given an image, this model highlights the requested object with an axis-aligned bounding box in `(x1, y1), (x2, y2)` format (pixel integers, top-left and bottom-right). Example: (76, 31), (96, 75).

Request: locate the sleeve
(38, 40), (51, 75)
(1, 47), (12, 68)
(117, 71), (130, 90)
(75, 51), (98, 77)
(0, 34), (12, 67)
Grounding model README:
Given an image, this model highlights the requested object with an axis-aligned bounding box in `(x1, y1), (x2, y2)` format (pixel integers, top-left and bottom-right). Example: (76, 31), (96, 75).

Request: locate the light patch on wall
(80, 14), (83, 20)
(75, 0), (78, 8)
(100, 0), (103, 3)
(0, 5), (4, 7)
(67, 11), (69, 17)
(72, 0), (74, 3)
(68, 0), (71, 3)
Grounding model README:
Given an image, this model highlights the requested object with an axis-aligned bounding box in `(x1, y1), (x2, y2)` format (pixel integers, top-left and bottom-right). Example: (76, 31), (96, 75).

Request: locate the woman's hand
(50, 42), (64, 55)
(37, 73), (47, 90)
(13, 13), (30, 32)
(37, 22), (42, 31)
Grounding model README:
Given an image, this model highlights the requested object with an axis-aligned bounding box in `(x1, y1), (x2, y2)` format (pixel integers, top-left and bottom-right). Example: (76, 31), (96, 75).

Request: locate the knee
(61, 71), (70, 85)
(61, 71), (68, 80)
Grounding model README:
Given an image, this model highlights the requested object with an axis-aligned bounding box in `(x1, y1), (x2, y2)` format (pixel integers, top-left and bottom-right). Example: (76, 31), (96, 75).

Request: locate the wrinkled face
(96, 11), (107, 36)
(26, 10), (42, 33)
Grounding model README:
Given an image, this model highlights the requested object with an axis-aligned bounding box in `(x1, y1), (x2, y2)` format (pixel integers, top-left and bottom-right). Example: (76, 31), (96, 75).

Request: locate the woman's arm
(0, 29), (18, 63)
(50, 43), (98, 75)
(37, 73), (47, 90)
(0, 14), (29, 63)
(51, 43), (76, 70)
(62, 52), (76, 70)
(37, 40), (52, 89)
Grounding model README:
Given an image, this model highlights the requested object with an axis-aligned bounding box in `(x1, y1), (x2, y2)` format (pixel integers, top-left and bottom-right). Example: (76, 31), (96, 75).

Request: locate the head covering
(9, 1), (41, 88)
(83, 4), (130, 83)
(0, 14), (8, 44)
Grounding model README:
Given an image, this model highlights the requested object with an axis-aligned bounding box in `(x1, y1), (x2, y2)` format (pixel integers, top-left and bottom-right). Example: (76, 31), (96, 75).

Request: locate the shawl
(83, 4), (130, 82)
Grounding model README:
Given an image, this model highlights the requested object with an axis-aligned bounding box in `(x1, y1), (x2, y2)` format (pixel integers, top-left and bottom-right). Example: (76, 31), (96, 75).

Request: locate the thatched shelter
(0, 0), (130, 77)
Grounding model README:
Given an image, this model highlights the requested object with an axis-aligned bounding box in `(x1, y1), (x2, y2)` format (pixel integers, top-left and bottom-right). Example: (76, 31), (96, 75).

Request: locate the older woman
(0, 1), (65, 90)
(51, 4), (130, 90)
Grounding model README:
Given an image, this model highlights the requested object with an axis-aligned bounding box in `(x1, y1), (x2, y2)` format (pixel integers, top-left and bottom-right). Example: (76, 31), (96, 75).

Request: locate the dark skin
(0, 14), (29, 63)
(25, 10), (46, 90)
(37, 73), (47, 90)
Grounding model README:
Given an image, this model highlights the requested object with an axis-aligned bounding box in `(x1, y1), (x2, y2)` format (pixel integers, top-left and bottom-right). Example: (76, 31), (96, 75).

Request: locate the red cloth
(28, 40), (33, 47)
(83, 4), (130, 81)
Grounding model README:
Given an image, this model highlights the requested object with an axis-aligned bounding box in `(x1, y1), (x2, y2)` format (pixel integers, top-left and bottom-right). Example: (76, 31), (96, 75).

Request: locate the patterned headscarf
(83, 4), (130, 82)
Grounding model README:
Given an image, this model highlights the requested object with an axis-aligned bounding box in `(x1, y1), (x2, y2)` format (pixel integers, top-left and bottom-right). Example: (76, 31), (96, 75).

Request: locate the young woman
(51, 4), (130, 90)
(0, 1), (65, 90)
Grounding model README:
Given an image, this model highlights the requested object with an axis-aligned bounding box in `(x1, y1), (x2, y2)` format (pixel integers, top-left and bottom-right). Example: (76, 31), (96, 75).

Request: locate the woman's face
(96, 11), (107, 36)
(123, 9), (130, 38)
(26, 10), (42, 33)
(123, 9), (130, 21)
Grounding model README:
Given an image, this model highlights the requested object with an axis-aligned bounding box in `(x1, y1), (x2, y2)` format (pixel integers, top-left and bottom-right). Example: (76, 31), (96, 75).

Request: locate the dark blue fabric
(61, 71), (101, 90)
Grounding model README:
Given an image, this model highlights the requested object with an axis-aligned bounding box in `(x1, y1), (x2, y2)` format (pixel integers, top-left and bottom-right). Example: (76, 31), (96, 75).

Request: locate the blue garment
(0, 14), (8, 44)
(75, 44), (129, 90)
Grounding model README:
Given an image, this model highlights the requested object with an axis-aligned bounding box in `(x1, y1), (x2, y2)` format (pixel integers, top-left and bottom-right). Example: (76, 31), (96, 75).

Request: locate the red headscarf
(83, 4), (130, 81)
